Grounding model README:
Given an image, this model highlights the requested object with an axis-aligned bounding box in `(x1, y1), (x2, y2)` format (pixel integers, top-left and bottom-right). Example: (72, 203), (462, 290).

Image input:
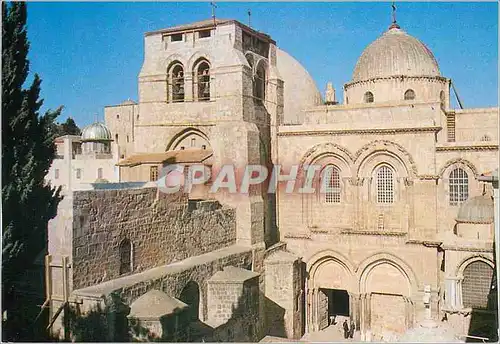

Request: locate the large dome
(81, 122), (112, 142)
(352, 25), (440, 82)
(276, 48), (322, 124)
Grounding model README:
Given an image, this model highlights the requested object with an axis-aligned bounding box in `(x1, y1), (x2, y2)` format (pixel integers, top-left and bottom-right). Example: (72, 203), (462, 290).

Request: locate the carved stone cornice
(349, 177), (364, 186)
(403, 177), (414, 187)
(344, 75), (450, 88)
(417, 174), (440, 180)
(440, 245), (493, 253)
(278, 126), (442, 137)
(340, 229), (407, 237)
(284, 233), (311, 240)
(436, 144), (498, 152)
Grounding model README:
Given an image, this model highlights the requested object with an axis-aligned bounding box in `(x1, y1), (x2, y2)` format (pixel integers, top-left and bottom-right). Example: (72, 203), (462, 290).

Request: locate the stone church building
(46, 14), (498, 342)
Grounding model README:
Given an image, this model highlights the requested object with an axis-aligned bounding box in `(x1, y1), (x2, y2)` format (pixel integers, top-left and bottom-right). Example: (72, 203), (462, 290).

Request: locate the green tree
(53, 117), (81, 136)
(2, 2), (62, 340)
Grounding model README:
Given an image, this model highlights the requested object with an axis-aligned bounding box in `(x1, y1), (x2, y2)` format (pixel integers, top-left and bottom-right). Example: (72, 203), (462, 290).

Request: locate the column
(305, 288), (311, 334)
(366, 293), (372, 342)
(360, 293), (366, 341)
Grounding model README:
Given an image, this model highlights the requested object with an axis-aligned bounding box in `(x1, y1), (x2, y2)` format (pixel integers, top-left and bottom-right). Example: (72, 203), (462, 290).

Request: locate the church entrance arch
(359, 258), (414, 341)
(307, 252), (356, 333)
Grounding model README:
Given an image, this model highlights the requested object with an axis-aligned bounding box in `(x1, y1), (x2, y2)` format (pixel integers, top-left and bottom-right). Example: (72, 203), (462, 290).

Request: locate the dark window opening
(404, 89), (416, 100)
(171, 33), (183, 42)
(119, 239), (132, 275)
(198, 30), (211, 38)
(179, 281), (200, 321)
(150, 166), (158, 181)
(195, 60), (210, 101)
(364, 91), (374, 103)
(170, 63), (185, 102)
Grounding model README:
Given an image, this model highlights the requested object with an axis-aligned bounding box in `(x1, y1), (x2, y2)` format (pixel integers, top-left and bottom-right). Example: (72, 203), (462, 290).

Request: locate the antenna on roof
(210, 2), (217, 26)
(247, 9), (251, 28)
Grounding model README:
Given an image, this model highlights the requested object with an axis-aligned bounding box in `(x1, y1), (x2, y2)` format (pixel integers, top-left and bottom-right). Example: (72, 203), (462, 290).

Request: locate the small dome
(456, 194), (494, 224)
(81, 122), (112, 141)
(352, 25), (440, 81)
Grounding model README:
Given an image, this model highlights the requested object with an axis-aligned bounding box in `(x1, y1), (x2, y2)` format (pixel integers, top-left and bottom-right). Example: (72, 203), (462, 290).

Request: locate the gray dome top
(352, 25), (441, 82)
(456, 194), (494, 224)
(81, 122), (112, 142)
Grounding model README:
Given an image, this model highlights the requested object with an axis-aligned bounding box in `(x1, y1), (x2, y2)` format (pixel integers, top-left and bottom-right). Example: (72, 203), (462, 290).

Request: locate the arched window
(254, 63), (266, 102)
(404, 89), (415, 100)
(322, 165), (341, 203)
(440, 90), (446, 105)
(115, 133), (118, 142)
(364, 91), (374, 103)
(194, 60), (210, 101)
(119, 239), (132, 275)
(168, 62), (185, 102)
(462, 261), (493, 309)
(376, 165), (394, 204)
(449, 168), (469, 205)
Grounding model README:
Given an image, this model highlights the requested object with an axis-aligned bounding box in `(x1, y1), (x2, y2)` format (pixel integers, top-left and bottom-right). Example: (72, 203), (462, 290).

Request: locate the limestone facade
(46, 16), (498, 342)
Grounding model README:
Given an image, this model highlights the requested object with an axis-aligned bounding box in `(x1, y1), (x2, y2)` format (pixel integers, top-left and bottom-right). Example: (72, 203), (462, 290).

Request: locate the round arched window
(404, 89), (415, 100)
(364, 91), (374, 103)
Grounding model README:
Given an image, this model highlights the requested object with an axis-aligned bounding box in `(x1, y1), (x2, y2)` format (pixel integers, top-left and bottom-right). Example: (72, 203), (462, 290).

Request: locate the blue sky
(26, 2), (498, 128)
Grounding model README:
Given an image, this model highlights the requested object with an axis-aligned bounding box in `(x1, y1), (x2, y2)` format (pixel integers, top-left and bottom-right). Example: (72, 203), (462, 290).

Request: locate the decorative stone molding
(349, 177), (364, 186)
(283, 232), (311, 240)
(299, 142), (355, 166)
(354, 140), (419, 177)
(440, 245), (493, 253)
(436, 144), (498, 152)
(437, 158), (479, 178)
(278, 126), (442, 137)
(403, 178), (414, 187)
(340, 229), (407, 237)
(417, 174), (439, 181)
(344, 75), (450, 88)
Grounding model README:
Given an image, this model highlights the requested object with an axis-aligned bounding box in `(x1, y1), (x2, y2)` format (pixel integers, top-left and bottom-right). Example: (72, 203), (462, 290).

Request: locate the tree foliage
(2, 2), (62, 339)
(53, 117), (81, 136)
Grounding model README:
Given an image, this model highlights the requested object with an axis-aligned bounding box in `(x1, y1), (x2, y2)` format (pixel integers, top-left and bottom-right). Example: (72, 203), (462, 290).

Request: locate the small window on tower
(116, 114), (120, 119)
(364, 91), (374, 103)
(55, 169), (60, 179)
(404, 89), (415, 100)
(150, 166), (159, 181)
(191, 137), (196, 147)
(97, 168), (103, 179)
(171, 34), (183, 42)
(76, 169), (82, 179)
(198, 30), (211, 38)
(126, 135), (129, 143)
(115, 134), (118, 142)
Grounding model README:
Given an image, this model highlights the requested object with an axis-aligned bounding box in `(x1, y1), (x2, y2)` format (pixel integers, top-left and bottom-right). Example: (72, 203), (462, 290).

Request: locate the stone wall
(72, 187), (236, 289)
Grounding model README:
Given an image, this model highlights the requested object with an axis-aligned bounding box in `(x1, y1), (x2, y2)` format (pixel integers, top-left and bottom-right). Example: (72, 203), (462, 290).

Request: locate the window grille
(150, 166), (159, 182)
(323, 165), (341, 203)
(377, 166), (394, 204)
(462, 261), (493, 309)
(449, 168), (468, 206)
(76, 168), (81, 179)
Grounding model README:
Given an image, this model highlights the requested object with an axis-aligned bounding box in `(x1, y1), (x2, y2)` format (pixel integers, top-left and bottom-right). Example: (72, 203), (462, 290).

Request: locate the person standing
(343, 319), (349, 339)
(349, 319), (355, 338)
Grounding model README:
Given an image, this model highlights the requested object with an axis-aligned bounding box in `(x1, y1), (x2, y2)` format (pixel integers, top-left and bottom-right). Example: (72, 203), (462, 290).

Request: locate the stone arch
(300, 142), (354, 168)
(354, 140), (418, 178)
(357, 252), (418, 296)
(179, 280), (201, 321)
(187, 50), (213, 72)
(455, 255), (494, 277)
(307, 250), (356, 292)
(438, 158), (479, 178)
(166, 127), (211, 151)
(165, 54), (186, 72)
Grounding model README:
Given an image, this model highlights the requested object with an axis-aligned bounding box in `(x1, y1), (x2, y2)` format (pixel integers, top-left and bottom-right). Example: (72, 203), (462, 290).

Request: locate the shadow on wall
(63, 278), (287, 342)
(466, 240), (498, 343)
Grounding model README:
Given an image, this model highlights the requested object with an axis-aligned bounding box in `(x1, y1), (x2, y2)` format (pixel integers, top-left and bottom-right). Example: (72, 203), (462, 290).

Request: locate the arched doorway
(307, 253), (356, 333)
(179, 281), (201, 322)
(360, 259), (413, 341)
